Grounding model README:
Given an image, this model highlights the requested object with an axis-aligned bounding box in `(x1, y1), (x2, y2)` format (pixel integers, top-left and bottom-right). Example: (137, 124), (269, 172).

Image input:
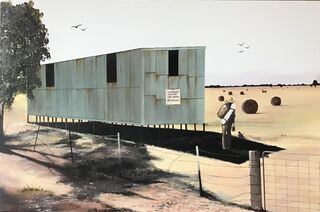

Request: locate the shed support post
(180, 124), (182, 130)
(185, 124), (187, 130)
(124, 124), (127, 139)
(36, 116), (38, 123)
(249, 151), (263, 211)
(203, 123), (205, 132)
(194, 124), (196, 131)
(140, 125), (143, 142)
(27, 115), (30, 123)
(172, 124), (174, 129)
(158, 127), (161, 142)
(111, 123), (114, 135)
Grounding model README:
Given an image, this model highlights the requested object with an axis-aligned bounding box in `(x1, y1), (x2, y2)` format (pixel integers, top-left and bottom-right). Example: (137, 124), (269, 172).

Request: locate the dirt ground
(0, 95), (248, 211)
(1, 86), (320, 211)
(204, 86), (320, 211)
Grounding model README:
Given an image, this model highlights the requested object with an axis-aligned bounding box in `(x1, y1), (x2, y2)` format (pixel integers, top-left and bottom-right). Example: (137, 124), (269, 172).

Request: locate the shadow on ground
(0, 134), (190, 211)
(0, 187), (20, 211)
(38, 121), (284, 164)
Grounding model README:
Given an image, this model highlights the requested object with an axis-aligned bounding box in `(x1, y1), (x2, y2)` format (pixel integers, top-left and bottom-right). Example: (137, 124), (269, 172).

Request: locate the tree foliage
(0, 0), (50, 107)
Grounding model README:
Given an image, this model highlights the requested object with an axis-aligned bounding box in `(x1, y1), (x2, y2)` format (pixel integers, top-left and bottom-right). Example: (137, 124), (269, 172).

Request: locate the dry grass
(20, 185), (53, 196)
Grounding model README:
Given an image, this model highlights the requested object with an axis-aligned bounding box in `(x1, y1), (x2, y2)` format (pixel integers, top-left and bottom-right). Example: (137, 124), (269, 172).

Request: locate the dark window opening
(45, 63), (55, 87)
(168, 50), (179, 76)
(107, 53), (117, 82)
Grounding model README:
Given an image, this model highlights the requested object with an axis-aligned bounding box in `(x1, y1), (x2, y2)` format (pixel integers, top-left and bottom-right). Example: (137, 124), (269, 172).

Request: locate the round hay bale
(240, 91), (245, 95)
(228, 91), (233, 95)
(242, 99), (258, 114)
(271, 96), (281, 106)
(218, 96), (225, 102)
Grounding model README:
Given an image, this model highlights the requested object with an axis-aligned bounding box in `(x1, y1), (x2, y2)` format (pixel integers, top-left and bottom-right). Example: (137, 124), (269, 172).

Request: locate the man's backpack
(217, 103), (231, 119)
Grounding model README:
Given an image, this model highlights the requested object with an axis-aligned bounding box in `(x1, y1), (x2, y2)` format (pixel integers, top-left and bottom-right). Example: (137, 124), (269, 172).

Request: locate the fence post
(196, 146), (203, 196)
(117, 132), (122, 177)
(249, 150), (263, 210)
(33, 125), (40, 151)
(69, 129), (74, 163)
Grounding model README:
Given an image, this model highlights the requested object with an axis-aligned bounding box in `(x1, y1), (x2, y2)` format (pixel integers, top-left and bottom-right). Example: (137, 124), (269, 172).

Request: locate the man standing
(217, 100), (236, 149)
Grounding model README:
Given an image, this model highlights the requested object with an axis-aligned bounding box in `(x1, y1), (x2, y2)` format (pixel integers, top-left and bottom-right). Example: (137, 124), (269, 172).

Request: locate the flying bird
(245, 45), (250, 49)
(237, 43), (245, 46)
(80, 27), (87, 31)
(71, 24), (83, 29)
(238, 50), (244, 53)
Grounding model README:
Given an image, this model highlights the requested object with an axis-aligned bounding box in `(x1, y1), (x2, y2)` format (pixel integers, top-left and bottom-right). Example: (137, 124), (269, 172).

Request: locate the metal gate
(262, 152), (320, 211)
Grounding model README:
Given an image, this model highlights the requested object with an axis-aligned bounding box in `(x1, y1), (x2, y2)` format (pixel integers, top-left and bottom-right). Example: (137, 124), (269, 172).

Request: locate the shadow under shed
(37, 121), (284, 164)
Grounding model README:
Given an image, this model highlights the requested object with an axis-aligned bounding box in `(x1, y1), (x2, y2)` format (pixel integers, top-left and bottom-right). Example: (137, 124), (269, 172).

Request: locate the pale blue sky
(12, 0), (320, 85)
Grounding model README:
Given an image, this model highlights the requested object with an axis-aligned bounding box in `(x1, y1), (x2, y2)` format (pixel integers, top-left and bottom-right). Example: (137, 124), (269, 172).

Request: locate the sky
(10, 0), (320, 85)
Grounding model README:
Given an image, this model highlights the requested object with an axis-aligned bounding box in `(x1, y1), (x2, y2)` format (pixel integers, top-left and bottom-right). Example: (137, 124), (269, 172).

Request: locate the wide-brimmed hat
(226, 97), (235, 102)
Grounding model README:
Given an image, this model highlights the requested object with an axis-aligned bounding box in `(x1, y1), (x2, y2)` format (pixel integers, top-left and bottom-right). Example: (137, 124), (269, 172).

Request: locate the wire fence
(23, 128), (252, 208)
(17, 125), (320, 211)
(146, 145), (251, 207)
(263, 154), (320, 212)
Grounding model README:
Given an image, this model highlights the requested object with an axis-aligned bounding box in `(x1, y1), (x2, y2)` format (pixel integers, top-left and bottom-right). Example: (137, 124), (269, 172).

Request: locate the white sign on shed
(166, 89), (181, 105)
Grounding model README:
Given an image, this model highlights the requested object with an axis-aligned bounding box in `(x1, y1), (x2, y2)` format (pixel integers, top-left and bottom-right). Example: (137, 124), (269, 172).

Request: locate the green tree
(0, 0), (50, 137)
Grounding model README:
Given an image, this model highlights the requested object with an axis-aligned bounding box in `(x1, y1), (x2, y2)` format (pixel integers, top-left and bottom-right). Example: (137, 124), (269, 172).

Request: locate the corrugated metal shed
(28, 46), (206, 125)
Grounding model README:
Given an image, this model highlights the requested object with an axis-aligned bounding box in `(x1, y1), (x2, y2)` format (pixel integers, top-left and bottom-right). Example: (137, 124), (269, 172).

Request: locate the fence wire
(263, 156), (320, 212)
(21, 129), (252, 208)
(147, 146), (251, 206)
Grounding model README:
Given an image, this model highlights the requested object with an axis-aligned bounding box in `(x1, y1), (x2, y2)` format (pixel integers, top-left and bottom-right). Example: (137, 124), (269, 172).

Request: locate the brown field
(1, 86), (320, 211)
(205, 86), (320, 154)
(204, 86), (320, 211)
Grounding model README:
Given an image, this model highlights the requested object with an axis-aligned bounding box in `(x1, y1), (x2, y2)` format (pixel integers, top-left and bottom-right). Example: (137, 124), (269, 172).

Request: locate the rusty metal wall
(143, 47), (205, 124)
(28, 49), (143, 124)
(28, 47), (205, 125)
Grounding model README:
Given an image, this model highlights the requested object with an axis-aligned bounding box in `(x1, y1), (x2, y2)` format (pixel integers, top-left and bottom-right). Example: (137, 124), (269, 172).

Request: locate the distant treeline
(205, 80), (319, 88)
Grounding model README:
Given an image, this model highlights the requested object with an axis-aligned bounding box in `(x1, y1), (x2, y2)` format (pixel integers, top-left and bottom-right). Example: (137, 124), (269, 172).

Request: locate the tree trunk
(0, 102), (4, 138)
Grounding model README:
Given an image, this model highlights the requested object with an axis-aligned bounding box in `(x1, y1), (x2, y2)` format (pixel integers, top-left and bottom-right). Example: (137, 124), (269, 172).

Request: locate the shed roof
(42, 46), (206, 65)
